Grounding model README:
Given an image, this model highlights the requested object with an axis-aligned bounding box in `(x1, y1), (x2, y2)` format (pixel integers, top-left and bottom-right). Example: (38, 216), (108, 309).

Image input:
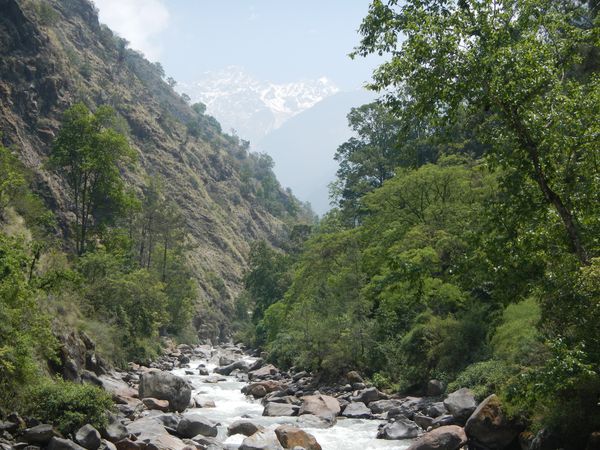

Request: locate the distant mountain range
(256, 90), (377, 215)
(179, 66), (339, 143)
(180, 66), (376, 215)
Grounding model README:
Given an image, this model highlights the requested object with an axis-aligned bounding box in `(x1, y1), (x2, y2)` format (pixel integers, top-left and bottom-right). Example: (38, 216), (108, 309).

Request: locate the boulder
(298, 394), (340, 423)
(274, 425), (321, 450)
(101, 414), (128, 443)
(100, 440), (117, 450)
(427, 402), (447, 418)
(228, 420), (264, 437)
(114, 438), (143, 450)
(23, 424), (57, 444)
(414, 413), (435, 430)
(176, 414), (218, 438)
(194, 397), (216, 408)
(214, 360), (250, 375)
(346, 371), (364, 384)
(342, 402), (372, 419)
(142, 398), (170, 412)
(427, 380), (445, 397)
(48, 437), (86, 450)
(351, 387), (380, 405)
(263, 402), (299, 417)
(406, 425), (467, 450)
(369, 399), (404, 414)
(249, 364), (279, 380)
(219, 355), (234, 366)
(127, 415), (189, 449)
(75, 424), (102, 450)
(465, 394), (522, 449)
(443, 388), (477, 423)
(139, 370), (192, 412)
(240, 430), (284, 450)
(296, 414), (334, 429)
(377, 417), (420, 440)
(431, 415), (458, 429)
(249, 384), (268, 398)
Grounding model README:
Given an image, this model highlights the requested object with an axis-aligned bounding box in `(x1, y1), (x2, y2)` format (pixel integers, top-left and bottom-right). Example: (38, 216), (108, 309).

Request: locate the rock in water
(274, 425), (322, 450)
(138, 370), (192, 412)
(342, 402), (372, 419)
(298, 394), (341, 423)
(465, 394), (523, 449)
(228, 420), (264, 437)
(263, 402), (299, 417)
(240, 430), (284, 450)
(176, 414), (219, 438)
(443, 388), (477, 423)
(377, 417), (420, 440)
(75, 424), (102, 450)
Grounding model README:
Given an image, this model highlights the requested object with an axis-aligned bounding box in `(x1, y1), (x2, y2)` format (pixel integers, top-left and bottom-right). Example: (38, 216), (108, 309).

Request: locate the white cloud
(93, 0), (170, 61)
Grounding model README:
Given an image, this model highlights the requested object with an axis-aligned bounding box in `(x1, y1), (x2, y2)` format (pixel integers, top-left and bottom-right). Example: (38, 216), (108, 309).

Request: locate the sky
(93, 0), (381, 90)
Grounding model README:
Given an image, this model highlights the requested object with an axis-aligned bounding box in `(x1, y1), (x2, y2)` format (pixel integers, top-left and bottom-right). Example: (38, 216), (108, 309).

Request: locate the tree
(166, 77), (176, 88)
(0, 143), (26, 217)
(353, 0), (600, 265)
(50, 103), (135, 255)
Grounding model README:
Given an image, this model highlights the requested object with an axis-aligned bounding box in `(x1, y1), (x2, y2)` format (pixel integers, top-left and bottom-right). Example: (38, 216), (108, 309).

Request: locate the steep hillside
(0, 0), (304, 338)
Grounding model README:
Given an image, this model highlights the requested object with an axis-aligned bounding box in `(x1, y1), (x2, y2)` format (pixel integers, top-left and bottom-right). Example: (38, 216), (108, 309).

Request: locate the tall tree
(50, 103), (135, 255)
(353, 0), (600, 265)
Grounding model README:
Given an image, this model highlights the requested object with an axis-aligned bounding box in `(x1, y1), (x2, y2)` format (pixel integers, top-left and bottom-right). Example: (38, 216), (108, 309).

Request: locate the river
(171, 351), (413, 450)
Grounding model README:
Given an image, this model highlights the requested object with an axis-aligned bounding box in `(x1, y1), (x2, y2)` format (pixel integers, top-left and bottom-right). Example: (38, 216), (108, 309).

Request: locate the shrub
(447, 359), (514, 400)
(26, 378), (113, 435)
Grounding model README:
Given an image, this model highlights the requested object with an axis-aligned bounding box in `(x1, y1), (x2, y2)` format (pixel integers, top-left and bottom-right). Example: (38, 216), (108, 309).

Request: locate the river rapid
(171, 349), (413, 450)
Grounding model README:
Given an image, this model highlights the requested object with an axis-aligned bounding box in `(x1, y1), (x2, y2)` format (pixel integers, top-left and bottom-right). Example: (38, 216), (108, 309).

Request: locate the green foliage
(26, 379), (113, 435)
(49, 103), (135, 254)
(448, 360), (515, 401)
(0, 234), (57, 408)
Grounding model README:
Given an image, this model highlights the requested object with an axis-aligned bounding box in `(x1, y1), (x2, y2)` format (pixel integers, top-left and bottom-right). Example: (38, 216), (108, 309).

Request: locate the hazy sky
(93, 0), (381, 89)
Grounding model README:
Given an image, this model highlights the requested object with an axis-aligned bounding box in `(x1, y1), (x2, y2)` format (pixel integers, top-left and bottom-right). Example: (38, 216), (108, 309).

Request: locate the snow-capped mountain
(179, 66), (339, 143)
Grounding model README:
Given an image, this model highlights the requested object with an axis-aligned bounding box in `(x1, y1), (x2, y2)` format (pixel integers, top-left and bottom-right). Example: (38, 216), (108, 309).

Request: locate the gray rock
(239, 430), (284, 450)
(101, 414), (128, 443)
(249, 364), (279, 380)
(214, 360), (250, 375)
(351, 387), (380, 405)
(431, 415), (458, 429)
(48, 437), (86, 450)
(298, 394), (340, 423)
(23, 424), (57, 444)
(138, 370), (192, 412)
(99, 440), (117, 450)
(263, 402), (299, 417)
(228, 420), (264, 437)
(342, 402), (372, 419)
(426, 402), (447, 418)
(443, 388), (477, 423)
(75, 424), (101, 450)
(414, 413), (434, 430)
(176, 414), (218, 438)
(427, 380), (445, 397)
(296, 414), (333, 429)
(377, 417), (420, 440)
(369, 399), (404, 414)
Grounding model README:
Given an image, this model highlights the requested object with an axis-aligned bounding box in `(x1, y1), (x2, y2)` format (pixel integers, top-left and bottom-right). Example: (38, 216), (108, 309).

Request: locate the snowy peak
(179, 66), (339, 143)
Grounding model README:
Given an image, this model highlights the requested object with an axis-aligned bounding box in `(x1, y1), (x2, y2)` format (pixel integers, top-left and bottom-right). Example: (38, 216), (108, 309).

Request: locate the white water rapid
(172, 352), (413, 450)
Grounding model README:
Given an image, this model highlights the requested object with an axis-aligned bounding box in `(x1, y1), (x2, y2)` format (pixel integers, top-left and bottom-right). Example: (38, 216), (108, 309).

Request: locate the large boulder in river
(407, 425), (467, 450)
(298, 394), (341, 423)
(275, 425), (322, 450)
(369, 399), (404, 414)
(176, 414), (219, 438)
(139, 370), (191, 412)
(249, 364), (279, 380)
(342, 402), (372, 419)
(228, 420), (264, 437)
(263, 401), (299, 416)
(215, 359), (250, 375)
(465, 394), (523, 449)
(351, 387), (381, 405)
(377, 417), (420, 440)
(443, 388), (477, 423)
(240, 430), (283, 450)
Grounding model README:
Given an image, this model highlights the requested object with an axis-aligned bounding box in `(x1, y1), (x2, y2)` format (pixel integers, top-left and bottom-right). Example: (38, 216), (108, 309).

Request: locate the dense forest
(235, 0), (600, 446)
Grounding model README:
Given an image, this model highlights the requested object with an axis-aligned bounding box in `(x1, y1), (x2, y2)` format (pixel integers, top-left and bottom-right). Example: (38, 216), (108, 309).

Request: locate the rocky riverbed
(0, 343), (530, 450)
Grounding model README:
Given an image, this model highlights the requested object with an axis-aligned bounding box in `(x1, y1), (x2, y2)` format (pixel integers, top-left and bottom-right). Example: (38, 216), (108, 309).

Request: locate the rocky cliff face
(0, 0), (298, 338)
